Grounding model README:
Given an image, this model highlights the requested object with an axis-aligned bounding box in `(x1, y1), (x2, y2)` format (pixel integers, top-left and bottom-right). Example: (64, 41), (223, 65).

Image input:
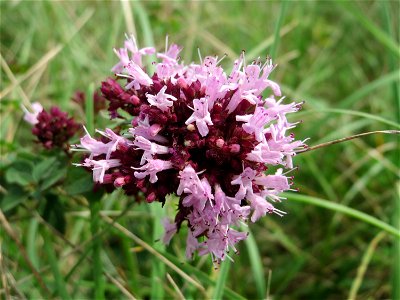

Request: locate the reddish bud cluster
(32, 107), (80, 150)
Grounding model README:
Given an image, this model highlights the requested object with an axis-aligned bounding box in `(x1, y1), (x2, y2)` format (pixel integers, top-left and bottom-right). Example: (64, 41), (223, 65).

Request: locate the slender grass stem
(393, 182), (400, 299)
(296, 130), (400, 153)
(133, 1), (156, 74)
(43, 228), (70, 300)
(84, 81), (104, 298)
(270, 1), (288, 59)
(348, 232), (386, 299)
(89, 199), (105, 300)
(85, 83), (94, 135)
(381, 4), (400, 299)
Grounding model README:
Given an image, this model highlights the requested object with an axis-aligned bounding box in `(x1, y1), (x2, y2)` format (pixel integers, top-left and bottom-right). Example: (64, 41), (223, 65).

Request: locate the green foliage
(0, 1), (398, 299)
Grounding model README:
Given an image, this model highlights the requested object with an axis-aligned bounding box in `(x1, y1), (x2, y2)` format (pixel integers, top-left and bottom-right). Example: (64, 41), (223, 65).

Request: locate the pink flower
(112, 34), (155, 72)
(129, 115), (168, 143)
(254, 170), (290, 191)
(133, 158), (173, 183)
(75, 35), (306, 262)
(23, 102), (43, 125)
(133, 135), (170, 164)
(247, 192), (285, 222)
(231, 167), (257, 200)
(182, 178), (214, 211)
(185, 231), (199, 260)
(124, 62), (153, 89)
(236, 106), (272, 142)
(157, 43), (182, 64)
(185, 98), (213, 137)
(80, 128), (126, 160)
(162, 219), (177, 245)
(177, 165), (204, 196)
(146, 86), (177, 112)
(77, 158), (121, 183)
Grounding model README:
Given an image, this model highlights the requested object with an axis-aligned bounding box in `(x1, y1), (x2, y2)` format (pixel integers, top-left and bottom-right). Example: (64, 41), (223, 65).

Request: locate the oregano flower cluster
(23, 103), (80, 150)
(76, 35), (306, 262)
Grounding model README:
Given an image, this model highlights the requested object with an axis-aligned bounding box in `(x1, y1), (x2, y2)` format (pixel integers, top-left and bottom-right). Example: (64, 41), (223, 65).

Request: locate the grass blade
(85, 83), (94, 135)
(283, 192), (400, 238)
(84, 82), (104, 298)
(43, 229), (69, 300)
(348, 232), (386, 299)
(27, 218), (40, 269)
(247, 21), (298, 61)
(243, 226), (266, 299)
(270, 1), (288, 59)
(89, 198), (105, 300)
(132, 1), (156, 74)
(393, 182), (400, 300)
(101, 214), (207, 294)
(161, 252), (245, 300)
(212, 260), (231, 300)
(339, 70), (400, 108)
(381, 3), (400, 123)
(337, 1), (400, 58)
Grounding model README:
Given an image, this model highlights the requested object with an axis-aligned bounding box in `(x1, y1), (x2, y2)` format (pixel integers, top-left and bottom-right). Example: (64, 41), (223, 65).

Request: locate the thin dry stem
(101, 214), (208, 296)
(0, 210), (52, 297)
(296, 130), (400, 153)
(166, 273), (185, 300)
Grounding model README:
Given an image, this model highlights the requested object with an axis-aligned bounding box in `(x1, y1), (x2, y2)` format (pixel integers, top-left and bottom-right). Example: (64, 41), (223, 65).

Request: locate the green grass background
(0, 1), (399, 299)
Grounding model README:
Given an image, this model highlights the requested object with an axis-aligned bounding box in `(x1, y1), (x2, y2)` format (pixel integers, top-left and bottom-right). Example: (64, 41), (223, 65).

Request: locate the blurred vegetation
(0, 1), (399, 299)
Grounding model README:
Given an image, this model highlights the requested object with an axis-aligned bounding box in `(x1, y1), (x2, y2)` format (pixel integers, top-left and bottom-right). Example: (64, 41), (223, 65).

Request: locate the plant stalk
(296, 130), (400, 153)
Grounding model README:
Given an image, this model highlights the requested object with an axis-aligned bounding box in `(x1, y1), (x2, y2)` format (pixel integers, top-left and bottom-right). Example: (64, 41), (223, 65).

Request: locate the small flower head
(76, 36), (306, 262)
(27, 105), (80, 150)
(23, 102), (43, 125)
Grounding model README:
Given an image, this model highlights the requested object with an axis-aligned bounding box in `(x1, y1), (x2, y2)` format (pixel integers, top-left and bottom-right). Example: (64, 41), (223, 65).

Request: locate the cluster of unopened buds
(23, 103), (80, 150)
(74, 35), (307, 263)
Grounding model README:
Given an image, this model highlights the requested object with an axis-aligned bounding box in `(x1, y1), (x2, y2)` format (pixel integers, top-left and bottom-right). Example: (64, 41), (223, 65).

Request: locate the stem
(348, 232), (386, 300)
(85, 83), (94, 135)
(270, 1), (288, 59)
(43, 229), (70, 300)
(393, 182), (400, 299)
(212, 260), (231, 300)
(296, 130), (400, 153)
(90, 199), (105, 300)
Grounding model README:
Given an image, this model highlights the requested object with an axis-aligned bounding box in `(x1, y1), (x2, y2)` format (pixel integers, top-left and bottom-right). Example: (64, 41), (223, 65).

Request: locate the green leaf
(5, 160), (34, 186)
(42, 194), (67, 234)
(0, 184), (28, 212)
(32, 156), (58, 182)
(337, 1), (400, 58)
(40, 168), (67, 191)
(65, 167), (94, 195)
